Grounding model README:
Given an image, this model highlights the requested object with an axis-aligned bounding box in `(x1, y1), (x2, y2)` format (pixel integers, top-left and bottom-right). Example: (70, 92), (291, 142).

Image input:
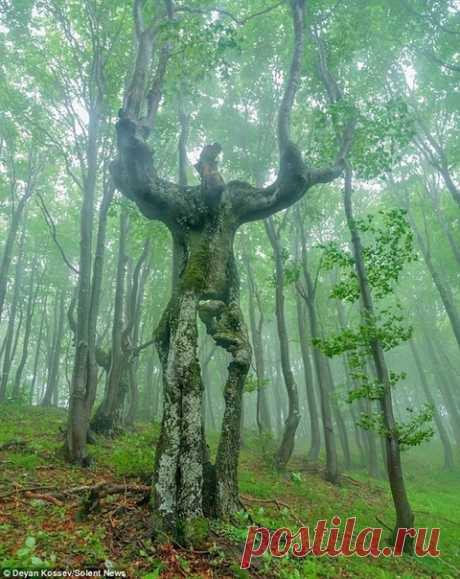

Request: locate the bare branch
(36, 192), (79, 275)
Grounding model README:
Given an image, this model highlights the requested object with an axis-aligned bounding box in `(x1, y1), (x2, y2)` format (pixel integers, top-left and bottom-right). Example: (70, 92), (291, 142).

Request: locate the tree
(111, 0), (352, 542)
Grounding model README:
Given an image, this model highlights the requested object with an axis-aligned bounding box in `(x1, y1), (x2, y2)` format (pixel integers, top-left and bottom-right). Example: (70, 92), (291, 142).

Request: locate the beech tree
(109, 0), (352, 541)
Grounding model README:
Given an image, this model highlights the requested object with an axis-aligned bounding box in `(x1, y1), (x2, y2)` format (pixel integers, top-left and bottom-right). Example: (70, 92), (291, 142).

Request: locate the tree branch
(176, 2), (283, 26)
(36, 192), (79, 275)
(234, 1), (354, 224)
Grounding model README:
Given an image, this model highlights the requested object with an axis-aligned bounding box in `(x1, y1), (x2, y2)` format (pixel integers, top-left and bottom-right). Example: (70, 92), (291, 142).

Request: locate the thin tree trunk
(422, 331), (460, 448)
(344, 163), (414, 542)
(324, 358), (352, 469)
(29, 295), (48, 405)
(265, 217), (300, 468)
(66, 99), (101, 464)
(86, 181), (115, 416)
(125, 240), (151, 427)
(245, 254), (272, 436)
(0, 228), (26, 400)
(295, 206), (339, 482)
(42, 290), (66, 407)
(12, 265), (38, 399)
(91, 209), (129, 434)
(409, 341), (454, 469)
(0, 160), (35, 323)
(411, 218), (460, 351)
(295, 290), (321, 461)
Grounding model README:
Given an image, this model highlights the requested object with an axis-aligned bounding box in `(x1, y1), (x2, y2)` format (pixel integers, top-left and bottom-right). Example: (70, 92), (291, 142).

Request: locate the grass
(0, 404), (459, 577)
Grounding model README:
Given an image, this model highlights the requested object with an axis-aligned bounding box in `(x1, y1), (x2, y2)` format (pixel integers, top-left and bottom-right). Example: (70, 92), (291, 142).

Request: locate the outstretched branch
(278, 0), (305, 151)
(112, 0), (207, 228)
(235, 0), (354, 224)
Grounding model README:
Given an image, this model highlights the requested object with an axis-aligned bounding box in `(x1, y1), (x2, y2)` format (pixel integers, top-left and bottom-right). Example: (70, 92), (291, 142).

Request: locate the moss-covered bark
(150, 211), (250, 544)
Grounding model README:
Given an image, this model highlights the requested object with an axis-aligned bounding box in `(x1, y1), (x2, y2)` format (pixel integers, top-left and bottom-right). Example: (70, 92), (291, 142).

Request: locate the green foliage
(316, 205), (432, 447)
(352, 98), (416, 179)
(320, 208), (417, 302)
(91, 426), (158, 478)
(1, 535), (56, 570)
(243, 373), (269, 394)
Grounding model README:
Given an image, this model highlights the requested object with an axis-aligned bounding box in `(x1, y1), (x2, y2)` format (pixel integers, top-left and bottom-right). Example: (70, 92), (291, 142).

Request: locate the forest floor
(0, 405), (459, 578)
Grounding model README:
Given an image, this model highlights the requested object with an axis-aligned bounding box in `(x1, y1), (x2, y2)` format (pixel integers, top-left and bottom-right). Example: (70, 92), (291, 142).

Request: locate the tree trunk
(86, 182), (115, 416)
(29, 295), (48, 405)
(0, 228), (26, 401)
(0, 174), (34, 324)
(324, 358), (352, 469)
(125, 240), (151, 427)
(409, 341), (454, 469)
(152, 220), (251, 544)
(12, 266), (38, 399)
(91, 209), (129, 434)
(295, 207), (339, 482)
(422, 331), (460, 449)
(41, 290), (66, 407)
(344, 163), (414, 544)
(295, 290), (321, 461)
(411, 219), (460, 351)
(265, 217), (300, 468)
(65, 103), (100, 465)
(245, 254), (272, 436)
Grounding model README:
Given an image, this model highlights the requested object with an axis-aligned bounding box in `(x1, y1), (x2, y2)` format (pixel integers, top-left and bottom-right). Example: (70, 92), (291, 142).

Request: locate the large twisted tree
(111, 0), (352, 543)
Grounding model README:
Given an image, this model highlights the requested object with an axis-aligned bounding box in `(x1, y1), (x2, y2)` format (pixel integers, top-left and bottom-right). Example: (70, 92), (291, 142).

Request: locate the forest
(0, 0), (459, 577)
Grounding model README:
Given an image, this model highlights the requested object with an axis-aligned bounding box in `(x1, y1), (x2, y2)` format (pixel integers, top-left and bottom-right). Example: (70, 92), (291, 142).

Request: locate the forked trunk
(152, 222), (251, 544)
